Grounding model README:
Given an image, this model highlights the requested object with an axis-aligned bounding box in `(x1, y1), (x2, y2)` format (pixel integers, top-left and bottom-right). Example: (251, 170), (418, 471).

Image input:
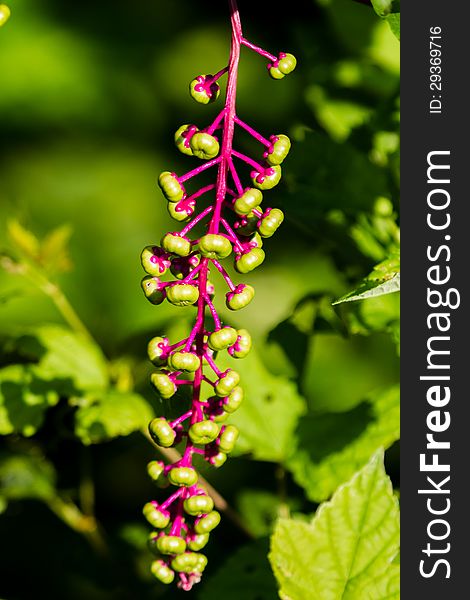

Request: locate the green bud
(156, 535), (187, 555)
(234, 188), (263, 216)
(266, 134), (291, 166)
(141, 246), (169, 277)
(209, 451), (227, 468)
(194, 511), (221, 534)
(189, 74), (220, 104)
(171, 551), (207, 574)
(252, 165), (282, 190)
(278, 53), (297, 75)
(235, 248), (265, 274)
(218, 425), (239, 454)
(158, 171), (184, 202)
(215, 369), (240, 397)
(198, 233), (232, 259)
(147, 336), (168, 366)
(141, 276), (165, 305)
(235, 212), (259, 236)
(168, 466), (198, 487)
(208, 327), (238, 351)
(167, 201), (192, 222)
(150, 372), (177, 399)
(146, 460), (165, 481)
(258, 208), (284, 238)
(213, 410), (229, 423)
(187, 533), (210, 551)
(166, 284), (199, 307)
(150, 559), (175, 584)
(188, 420), (219, 445)
(174, 124), (197, 156)
(224, 386), (244, 413)
(143, 503), (170, 529)
(148, 417), (176, 447)
(183, 495), (214, 516)
(226, 284), (255, 311)
(229, 329), (252, 359)
(167, 351), (200, 373)
(161, 233), (191, 257)
(189, 132), (220, 160)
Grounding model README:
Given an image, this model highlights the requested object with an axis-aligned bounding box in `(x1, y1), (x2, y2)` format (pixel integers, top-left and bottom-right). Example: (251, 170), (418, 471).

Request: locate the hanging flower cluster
(140, 0), (296, 590)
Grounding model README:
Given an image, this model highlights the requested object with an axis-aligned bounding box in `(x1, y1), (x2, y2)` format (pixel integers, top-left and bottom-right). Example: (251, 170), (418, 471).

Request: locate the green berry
(213, 410), (229, 423)
(167, 351), (200, 373)
(161, 233), (191, 257)
(174, 124), (197, 156)
(150, 372), (177, 399)
(184, 495), (214, 516)
(278, 53), (297, 75)
(147, 336), (169, 366)
(189, 132), (220, 160)
(198, 233), (232, 259)
(141, 276), (165, 305)
(166, 284), (199, 307)
(194, 511), (221, 534)
(234, 212), (259, 236)
(146, 460), (165, 481)
(215, 369), (240, 397)
(158, 171), (185, 202)
(251, 165), (282, 190)
(224, 386), (244, 413)
(143, 503), (170, 529)
(229, 329), (252, 359)
(188, 420), (220, 445)
(235, 248), (265, 274)
(209, 451), (227, 468)
(234, 188), (263, 216)
(218, 425), (239, 453)
(156, 535), (187, 555)
(151, 560), (175, 584)
(167, 201), (192, 222)
(189, 74), (220, 104)
(208, 327), (238, 351)
(187, 534), (210, 551)
(258, 208), (284, 238)
(168, 466), (198, 487)
(171, 551), (207, 574)
(226, 284), (255, 310)
(140, 246), (170, 276)
(266, 135), (291, 166)
(148, 417), (176, 447)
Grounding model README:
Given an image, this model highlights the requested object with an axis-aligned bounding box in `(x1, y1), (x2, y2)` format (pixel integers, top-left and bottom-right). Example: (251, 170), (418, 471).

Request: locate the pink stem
(178, 157), (221, 183)
(231, 149), (265, 172)
(181, 205), (214, 236)
(203, 294), (221, 330)
(181, 263), (202, 283)
(169, 411), (193, 429)
(210, 66), (229, 82)
(169, 503), (184, 536)
(185, 183), (216, 203)
(160, 488), (184, 511)
(212, 259), (236, 291)
(221, 218), (244, 253)
(252, 208), (263, 218)
(234, 115), (272, 146)
(207, 108), (227, 135)
(204, 352), (223, 377)
(228, 157), (244, 195)
(202, 375), (215, 387)
(241, 37), (277, 62)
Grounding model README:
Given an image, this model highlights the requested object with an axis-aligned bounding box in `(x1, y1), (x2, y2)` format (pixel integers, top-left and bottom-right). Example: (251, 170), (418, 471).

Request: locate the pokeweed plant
(140, 0), (296, 590)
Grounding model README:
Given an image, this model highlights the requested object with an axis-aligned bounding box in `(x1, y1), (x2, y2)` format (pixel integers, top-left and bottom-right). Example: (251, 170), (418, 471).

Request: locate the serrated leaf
(269, 451), (400, 600)
(216, 348), (306, 462)
(386, 14), (400, 40)
(15, 324), (109, 394)
(333, 272), (400, 304)
(286, 385), (399, 502)
(201, 539), (278, 600)
(0, 364), (59, 436)
(7, 220), (40, 260)
(39, 224), (73, 274)
(74, 390), (154, 445)
(0, 452), (56, 502)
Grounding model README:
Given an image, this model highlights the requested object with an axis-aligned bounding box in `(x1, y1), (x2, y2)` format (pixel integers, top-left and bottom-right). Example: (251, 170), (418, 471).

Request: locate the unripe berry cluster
(140, 0), (295, 591)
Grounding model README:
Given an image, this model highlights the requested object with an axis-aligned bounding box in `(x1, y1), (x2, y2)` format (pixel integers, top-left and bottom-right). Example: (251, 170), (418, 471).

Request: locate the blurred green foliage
(0, 0), (399, 598)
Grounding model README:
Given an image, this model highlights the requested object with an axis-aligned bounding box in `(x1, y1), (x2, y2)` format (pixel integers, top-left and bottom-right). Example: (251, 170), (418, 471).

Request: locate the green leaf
(74, 390), (154, 445)
(15, 324), (109, 394)
(39, 224), (73, 274)
(237, 490), (302, 538)
(286, 385), (399, 502)
(7, 220), (40, 260)
(202, 539), (278, 600)
(0, 452), (56, 502)
(371, 0), (400, 40)
(0, 364), (59, 436)
(216, 348), (306, 462)
(269, 451), (400, 600)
